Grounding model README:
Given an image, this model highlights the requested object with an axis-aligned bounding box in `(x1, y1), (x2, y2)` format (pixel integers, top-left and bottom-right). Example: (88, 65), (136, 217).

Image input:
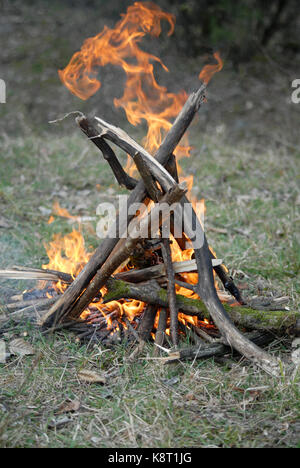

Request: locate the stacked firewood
(0, 84), (299, 376)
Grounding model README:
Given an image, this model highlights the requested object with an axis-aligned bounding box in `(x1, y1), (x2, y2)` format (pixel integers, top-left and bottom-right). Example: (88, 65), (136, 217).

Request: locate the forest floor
(0, 0), (299, 448)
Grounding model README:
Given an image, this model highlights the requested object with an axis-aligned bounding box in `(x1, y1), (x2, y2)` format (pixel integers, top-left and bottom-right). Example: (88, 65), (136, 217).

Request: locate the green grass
(0, 327), (299, 448)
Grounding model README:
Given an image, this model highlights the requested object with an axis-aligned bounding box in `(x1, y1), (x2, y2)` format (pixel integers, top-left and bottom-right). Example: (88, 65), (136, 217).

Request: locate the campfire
(1, 2), (298, 377)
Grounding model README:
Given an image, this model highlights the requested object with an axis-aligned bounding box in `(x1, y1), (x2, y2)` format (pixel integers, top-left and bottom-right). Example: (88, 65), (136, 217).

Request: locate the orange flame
(59, 1), (190, 166)
(199, 51), (223, 84)
(51, 200), (79, 221)
(59, 2), (175, 101)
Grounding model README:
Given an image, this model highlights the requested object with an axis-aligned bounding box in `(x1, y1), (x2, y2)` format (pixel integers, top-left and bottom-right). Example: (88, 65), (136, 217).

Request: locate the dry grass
(0, 332), (299, 448)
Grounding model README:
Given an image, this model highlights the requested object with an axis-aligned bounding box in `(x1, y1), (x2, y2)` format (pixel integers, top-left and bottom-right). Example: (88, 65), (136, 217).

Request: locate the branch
(154, 308), (168, 355)
(161, 239), (179, 346)
(133, 151), (162, 202)
(137, 304), (158, 341)
(114, 258), (222, 283)
(77, 116), (138, 190)
(160, 331), (274, 363)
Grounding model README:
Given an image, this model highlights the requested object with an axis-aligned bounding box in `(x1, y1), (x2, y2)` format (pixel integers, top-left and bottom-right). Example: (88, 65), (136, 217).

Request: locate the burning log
(41, 181), (188, 327)
(45, 85), (206, 328)
(103, 278), (300, 336)
(87, 115), (281, 375)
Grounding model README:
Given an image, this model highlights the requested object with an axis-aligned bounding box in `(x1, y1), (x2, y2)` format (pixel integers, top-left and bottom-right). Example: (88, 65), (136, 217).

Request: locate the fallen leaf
(185, 392), (196, 401)
(78, 369), (106, 384)
(9, 338), (35, 357)
(56, 399), (80, 414)
(232, 386), (245, 394)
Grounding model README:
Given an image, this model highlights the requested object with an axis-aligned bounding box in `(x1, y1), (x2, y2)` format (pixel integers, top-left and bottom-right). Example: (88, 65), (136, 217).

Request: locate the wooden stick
(192, 325), (217, 343)
(133, 151), (162, 202)
(0, 268), (72, 283)
(48, 86), (206, 323)
(154, 308), (168, 355)
(164, 153), (190, 251)
(124, 317), (142, 343)
(77, 116), (138, 190)
(137, 305), (158, 341)
(115, 265), (164, 283)
(161, 331), (274, 362)
(174, 279), (197, 292)
(165, 153), (179, 183)
(161, 239), (179, 346)
(211, 260), (245, 305)
(114, 258), (222, 283)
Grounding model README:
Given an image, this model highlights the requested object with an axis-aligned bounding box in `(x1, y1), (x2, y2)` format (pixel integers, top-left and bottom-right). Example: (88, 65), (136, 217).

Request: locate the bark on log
(104, 278), (300, 335)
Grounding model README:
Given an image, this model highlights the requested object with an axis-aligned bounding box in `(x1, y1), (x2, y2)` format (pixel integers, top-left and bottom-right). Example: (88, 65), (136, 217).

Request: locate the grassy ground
(0, 0), (299, 449)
